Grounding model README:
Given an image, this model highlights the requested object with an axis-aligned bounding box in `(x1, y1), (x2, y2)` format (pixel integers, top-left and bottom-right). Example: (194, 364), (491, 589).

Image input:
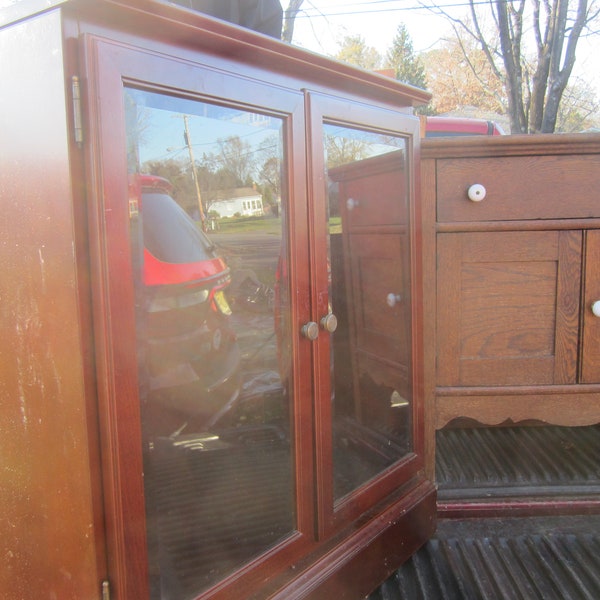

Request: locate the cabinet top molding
(0, 0), (431, 109)
(422, 133), (600, 160)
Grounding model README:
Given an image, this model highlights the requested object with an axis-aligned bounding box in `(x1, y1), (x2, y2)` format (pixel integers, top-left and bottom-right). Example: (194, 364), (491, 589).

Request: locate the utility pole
(182, 114), (207, 231)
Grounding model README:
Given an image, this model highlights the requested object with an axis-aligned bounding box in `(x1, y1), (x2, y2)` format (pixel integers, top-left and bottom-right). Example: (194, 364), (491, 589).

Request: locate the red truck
(423, 115), (505, 137)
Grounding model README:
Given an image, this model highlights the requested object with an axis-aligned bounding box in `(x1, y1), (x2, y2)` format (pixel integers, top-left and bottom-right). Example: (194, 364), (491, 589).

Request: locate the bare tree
(555, 77), (600, 131)
(426, 0), (599, 133)
(282, 0), (305, 43)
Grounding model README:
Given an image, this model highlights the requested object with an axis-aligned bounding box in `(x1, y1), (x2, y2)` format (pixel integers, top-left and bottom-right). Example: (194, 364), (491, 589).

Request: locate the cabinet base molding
(435, 388), (600, 429)
(268, 480), (436, 600)
(437, 497), (600, 519)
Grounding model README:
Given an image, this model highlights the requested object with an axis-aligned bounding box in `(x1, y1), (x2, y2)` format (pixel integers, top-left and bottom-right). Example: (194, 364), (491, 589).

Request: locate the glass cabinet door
(326, 124), (412, 498)
(306, 93), (422, 534)
(124, 88), (297, 597)
(85, 37), (312, 600)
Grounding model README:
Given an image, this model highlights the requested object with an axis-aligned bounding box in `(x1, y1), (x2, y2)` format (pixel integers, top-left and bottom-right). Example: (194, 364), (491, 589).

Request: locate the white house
(209, 187), (264, 218)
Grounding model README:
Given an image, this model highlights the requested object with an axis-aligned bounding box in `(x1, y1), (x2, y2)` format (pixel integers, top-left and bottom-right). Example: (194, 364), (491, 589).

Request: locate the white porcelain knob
(386, 293), (402, 307)
(591, 301), (600, 317)
(346, 198), (359, 211)
(467, 184), (486, 202)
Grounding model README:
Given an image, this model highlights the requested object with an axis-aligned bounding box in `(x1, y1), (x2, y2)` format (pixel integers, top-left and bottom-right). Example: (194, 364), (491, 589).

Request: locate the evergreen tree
(385, 24), (427, 90)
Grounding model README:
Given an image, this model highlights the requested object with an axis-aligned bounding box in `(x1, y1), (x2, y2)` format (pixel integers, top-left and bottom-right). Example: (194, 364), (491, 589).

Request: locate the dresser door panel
(437, 230), (582, 387)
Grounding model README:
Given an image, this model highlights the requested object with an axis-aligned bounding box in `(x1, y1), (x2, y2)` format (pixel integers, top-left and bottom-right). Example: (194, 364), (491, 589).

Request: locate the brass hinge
(71, 75), (84, 146)
(101, 579), (111, 600)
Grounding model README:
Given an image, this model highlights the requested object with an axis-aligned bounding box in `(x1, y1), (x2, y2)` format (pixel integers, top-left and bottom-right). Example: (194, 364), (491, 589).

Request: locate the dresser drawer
(437, 154), (600, 222)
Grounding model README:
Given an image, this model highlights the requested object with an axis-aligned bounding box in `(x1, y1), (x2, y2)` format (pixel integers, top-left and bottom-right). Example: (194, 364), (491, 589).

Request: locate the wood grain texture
(426, 136), (600, 430)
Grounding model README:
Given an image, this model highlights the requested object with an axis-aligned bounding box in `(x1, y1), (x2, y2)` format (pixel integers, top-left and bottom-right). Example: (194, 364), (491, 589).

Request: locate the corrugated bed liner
(370, 515), (600, 600)
(436, 425), (600, 500)
(369, 425), (600, 599)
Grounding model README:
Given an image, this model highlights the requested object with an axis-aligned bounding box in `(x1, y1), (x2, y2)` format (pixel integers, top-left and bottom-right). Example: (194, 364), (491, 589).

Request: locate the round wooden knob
(301, 321), (319, 340)
(320, 313), (338, 333)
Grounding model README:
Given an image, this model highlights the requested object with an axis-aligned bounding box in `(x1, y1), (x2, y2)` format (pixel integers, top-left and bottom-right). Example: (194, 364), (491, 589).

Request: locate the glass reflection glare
(323, 123), (413, 501)
(124, 89), (294, 598)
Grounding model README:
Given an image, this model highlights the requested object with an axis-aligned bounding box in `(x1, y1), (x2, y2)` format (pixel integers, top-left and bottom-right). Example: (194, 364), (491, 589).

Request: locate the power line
(295, 0), (501, 19)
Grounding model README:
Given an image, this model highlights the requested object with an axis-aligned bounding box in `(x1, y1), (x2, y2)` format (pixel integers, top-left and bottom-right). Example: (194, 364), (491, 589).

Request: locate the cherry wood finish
(422, 134), (600, 433)
(1, 2), (434, 599)
(304, 92), (427, 539)
(0, 11), (104, 600)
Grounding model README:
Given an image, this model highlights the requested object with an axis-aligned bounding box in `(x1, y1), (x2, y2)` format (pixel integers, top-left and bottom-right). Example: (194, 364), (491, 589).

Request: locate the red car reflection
(131, 175), (240, 435)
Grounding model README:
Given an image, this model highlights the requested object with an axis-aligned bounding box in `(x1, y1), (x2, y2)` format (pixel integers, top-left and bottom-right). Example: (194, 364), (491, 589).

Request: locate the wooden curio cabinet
(0, 2), (434, 598)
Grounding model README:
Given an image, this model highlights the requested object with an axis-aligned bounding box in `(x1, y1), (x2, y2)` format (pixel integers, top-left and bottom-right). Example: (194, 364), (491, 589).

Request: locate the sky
(290, 0), (600, 95)
(291, 0), (455, 56)
(1, 0), (597, 94)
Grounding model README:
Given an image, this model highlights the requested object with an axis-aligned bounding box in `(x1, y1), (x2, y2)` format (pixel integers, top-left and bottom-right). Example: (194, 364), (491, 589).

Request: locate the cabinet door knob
(386, 293), (402, 307)
(301, 321), (319, 340)
(467, 183), (486, 202)
(320, 313), (338, 333)
(346, 198), (359, 211)
(592, 301), (600, 317)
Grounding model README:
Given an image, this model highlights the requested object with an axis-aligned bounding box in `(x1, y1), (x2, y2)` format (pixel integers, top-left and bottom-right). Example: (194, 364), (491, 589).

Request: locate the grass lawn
(211, 215), (282, 234)
(209, 215), (342, 234)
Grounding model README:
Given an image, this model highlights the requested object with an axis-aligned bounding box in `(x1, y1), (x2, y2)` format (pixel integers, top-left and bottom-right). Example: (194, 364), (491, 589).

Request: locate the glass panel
(124, 89), (294, 598)
(323, 124), (412, 501)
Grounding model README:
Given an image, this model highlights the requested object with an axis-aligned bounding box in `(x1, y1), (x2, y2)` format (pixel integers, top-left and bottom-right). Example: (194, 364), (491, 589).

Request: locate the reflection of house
(210, 187), (264, 218)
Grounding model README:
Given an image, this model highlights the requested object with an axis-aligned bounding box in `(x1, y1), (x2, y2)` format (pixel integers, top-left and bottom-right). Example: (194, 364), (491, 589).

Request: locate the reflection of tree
(258, 157), (280, 207)
(216, 135), (254, 186)
(196, 160), (239, 212)
(143, 133), (284, 218)
(257, 135), (282, 207)
(124, 92), (151, 172)
(199, 135), (256, 211)
(325, 133), (369, 169)
(143, 158), (197, 214)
